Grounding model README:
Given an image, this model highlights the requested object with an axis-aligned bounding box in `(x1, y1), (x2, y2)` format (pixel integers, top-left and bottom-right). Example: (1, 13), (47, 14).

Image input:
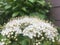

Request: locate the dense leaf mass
(0, 0), (51, 25)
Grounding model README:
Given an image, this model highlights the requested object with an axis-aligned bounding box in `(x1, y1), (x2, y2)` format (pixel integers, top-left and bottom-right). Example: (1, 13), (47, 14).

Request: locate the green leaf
(42, 41), (51, 45)
(12, 12), (19, 17)
(11, 42), (19, 45)
(21, 40), (29, 45)
(13, 0), (16, 1)
(29, 0), (35, 3)
(4, 5), (11, 9)
(0, 34), (6, 41)
(37, 1), (45, 6)
(6, 0), (14, 2)
(22, 7), (27, 12)
(12, 6), (18, 10)
(0, 25), (3, 29)
(30, 12), (46, 19)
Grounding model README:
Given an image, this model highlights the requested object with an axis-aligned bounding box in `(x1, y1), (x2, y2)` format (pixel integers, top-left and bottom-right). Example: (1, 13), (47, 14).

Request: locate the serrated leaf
(12, 12), (19, 17)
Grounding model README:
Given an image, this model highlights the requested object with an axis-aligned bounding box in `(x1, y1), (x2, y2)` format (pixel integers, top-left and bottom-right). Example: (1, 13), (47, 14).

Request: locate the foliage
(0, 0), (51, 25)
(57, 27), (60, 34)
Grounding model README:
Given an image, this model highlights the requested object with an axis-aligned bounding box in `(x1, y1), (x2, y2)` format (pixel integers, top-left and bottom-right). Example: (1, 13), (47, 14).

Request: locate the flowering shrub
(0, 17), (59, 45)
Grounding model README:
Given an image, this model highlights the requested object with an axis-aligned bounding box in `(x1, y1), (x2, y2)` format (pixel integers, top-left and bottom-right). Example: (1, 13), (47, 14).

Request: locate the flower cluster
(1, 17), (59, 45)
(0, 42), (5, 45)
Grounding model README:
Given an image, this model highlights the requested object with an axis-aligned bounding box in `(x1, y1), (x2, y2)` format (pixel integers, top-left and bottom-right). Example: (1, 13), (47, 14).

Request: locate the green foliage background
(0, 0), (50, 25)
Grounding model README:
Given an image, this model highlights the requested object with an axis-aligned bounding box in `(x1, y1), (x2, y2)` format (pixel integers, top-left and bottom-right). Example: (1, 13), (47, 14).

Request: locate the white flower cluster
(1, 17), (58, 42)
(0, 42), (5, 45)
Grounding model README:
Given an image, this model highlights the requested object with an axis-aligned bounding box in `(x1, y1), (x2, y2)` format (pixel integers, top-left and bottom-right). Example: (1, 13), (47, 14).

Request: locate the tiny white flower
(0, 42), (5, 45)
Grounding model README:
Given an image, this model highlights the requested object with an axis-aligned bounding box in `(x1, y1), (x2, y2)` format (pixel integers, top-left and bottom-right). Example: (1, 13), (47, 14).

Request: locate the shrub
(0, 0), (51, 25)
(0, 16), (59, 45)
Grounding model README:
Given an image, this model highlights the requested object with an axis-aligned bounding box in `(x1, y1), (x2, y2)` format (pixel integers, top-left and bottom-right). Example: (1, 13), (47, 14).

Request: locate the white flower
(0, 42), (5, 45)
(1, 16), (59, 42)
